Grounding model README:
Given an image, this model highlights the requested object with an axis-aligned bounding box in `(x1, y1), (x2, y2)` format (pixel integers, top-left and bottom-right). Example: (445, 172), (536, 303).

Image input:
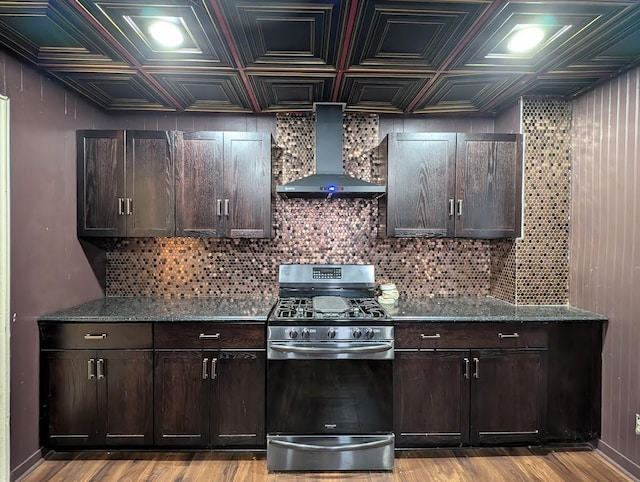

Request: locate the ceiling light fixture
(507, 26), (545, 53)
(148, 19), (184, 48)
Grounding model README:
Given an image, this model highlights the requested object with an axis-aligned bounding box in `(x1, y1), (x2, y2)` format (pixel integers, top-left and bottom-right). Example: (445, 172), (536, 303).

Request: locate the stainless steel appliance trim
(268, 436), (393, 452)
(267, 434), (394, 472)
(269, 342), (393, 355)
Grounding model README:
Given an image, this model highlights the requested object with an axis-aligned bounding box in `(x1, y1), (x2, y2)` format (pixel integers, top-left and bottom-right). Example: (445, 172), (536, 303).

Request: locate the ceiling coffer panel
(74, 0), (233, 68)
(449, 1), (637, 73)
(341, 74), (433, 113)
(248, 73), (336, 112)
(0, 0), (639, 114)
(349, 0), (491, 70)
(218, 0), (346, 68)
(150, 71), (253, 112)
(52, 70), (175, 111)
(0, 1), (127, 67)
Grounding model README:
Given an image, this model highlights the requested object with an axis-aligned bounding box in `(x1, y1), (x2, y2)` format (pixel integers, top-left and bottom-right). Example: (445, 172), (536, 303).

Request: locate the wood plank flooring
(18, 447), (634, 482)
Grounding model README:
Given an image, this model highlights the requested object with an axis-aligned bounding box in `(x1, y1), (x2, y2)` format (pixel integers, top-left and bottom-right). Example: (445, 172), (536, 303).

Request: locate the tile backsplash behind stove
(106, 101), (570, 304)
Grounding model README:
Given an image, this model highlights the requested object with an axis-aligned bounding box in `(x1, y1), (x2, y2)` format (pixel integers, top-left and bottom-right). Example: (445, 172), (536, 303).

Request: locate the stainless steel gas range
(266, 264), (394, 472)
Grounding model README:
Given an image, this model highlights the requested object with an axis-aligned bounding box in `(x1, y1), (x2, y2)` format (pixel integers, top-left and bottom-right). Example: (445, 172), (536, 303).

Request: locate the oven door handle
(269, 342), (393, 355)
(268, 437), (394, 452)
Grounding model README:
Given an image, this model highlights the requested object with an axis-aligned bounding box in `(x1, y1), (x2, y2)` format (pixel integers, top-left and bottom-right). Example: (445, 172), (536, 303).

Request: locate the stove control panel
(268, 325), (393, 342)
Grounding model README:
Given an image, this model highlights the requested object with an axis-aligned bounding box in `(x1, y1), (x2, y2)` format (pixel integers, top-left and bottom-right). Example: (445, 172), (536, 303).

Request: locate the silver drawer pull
(87, 359), (95, 380)
(199, 333), (220, 340)
(420, 333), (441, 339)
(84, 333), (107, 340)
(498, 332), (520, 339)
(202, 357), (209, 380)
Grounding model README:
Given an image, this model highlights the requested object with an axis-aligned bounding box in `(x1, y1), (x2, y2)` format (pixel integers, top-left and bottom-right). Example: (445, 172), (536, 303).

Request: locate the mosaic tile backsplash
(106, 102), (569, 304)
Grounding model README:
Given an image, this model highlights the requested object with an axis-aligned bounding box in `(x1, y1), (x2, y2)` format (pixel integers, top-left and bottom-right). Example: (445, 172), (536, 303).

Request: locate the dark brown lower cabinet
(153, 323), (266, 448)
(154, 349), (265, 447)
(42, 349), (153, 447)
(394, 322), (548, 449)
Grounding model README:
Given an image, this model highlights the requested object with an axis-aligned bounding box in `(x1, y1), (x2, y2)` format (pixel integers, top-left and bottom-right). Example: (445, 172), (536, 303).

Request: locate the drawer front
(395, 323), (548, 349)
(154, 322), (265, 349)
(40, 322), (152, 349)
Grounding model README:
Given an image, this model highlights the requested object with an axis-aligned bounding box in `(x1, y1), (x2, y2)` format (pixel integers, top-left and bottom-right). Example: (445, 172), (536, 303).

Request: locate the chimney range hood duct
(276, 103), (386, 199)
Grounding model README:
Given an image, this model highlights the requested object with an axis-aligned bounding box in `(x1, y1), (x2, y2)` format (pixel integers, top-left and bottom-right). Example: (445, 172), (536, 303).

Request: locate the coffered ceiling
(1, 0), (639, 115)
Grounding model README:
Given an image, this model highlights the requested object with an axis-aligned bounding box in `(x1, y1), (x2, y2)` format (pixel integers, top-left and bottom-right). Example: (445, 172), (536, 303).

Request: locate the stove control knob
(365, 328), (375, 339)
(301, 328), (311, 339)
(289, 328), (299, 339)
(353, 328), (362, 339)
(327, 328), (336, 339)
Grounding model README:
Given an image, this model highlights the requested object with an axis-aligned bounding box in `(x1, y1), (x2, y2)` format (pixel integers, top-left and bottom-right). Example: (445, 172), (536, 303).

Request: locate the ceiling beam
(332, 0), (359, 102)
(209, 0), (262, 113)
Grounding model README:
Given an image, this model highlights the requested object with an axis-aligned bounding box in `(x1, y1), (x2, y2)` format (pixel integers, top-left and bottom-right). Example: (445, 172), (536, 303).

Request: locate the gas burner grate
(272, 297), (388, 321)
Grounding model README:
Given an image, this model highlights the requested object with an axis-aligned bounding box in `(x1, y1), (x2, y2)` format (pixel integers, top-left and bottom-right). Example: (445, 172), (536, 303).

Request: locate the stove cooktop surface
(270, 296), (389, 322)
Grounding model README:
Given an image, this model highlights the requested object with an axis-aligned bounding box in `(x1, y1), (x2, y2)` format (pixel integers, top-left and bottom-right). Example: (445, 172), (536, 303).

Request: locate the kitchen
(1, 1), (639, 481)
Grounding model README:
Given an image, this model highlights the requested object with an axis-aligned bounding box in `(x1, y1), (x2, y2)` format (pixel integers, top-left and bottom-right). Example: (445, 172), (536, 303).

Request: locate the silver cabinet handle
(84, 333), (107, 340)
(126, 198), (133, 215)
(118, 198), (125, 215)
(199, 333), (220, 340)
(457, 199), (463, 216)
(211, 358), (217, 380)
(420, 333), (441, 339)
(216, 199), (222, 217)
(96, 358), (105, 380)
(224, 199), (229, 217)
(473, 357), (480, 379)
(202, 357), (209, 380)
(464, 357), (470, 379)
(448, 199), (454, 217)
(498, 332), (520, 339)
(87, 359), (95, 380)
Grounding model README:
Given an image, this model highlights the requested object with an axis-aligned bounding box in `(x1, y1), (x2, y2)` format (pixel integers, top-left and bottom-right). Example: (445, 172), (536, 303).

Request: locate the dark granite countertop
(39, 296), (606, 324)
(383, 296), (607, 323)
(38, 296), (276, 322)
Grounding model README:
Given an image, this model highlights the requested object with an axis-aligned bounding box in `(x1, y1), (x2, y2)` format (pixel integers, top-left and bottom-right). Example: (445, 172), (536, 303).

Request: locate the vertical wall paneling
(571, 66), (640, 478)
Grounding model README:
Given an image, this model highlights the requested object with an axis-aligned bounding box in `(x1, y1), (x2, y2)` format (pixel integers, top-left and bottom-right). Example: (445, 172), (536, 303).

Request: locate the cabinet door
(154, 350), (211, 446)
(77, 130), (125, 237)
(98, 350), (153, 446)
(42, 350), (98, 446)
(175, 131), (224, 237)
(223, 132), (272, 238)
(126, 130), (174, 236)
(394, 350), (469, 447)
(455, 134), (523, 238)
(215, 350), (266, 447)
(386, 133), (456, 237)
(470, 349), (546, 445)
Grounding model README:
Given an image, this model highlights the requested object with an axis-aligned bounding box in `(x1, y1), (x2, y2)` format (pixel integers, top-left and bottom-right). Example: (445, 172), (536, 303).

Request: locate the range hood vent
(276, 103), (386, 199)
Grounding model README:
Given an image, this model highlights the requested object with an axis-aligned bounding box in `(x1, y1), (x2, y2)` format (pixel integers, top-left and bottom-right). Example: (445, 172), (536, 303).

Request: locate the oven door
(267, 357), (392, 435)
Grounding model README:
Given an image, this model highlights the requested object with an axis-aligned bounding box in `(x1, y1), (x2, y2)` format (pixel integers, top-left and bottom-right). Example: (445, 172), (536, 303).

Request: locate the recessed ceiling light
(507, 26), (545, 53)
(148, 20), (184, 48)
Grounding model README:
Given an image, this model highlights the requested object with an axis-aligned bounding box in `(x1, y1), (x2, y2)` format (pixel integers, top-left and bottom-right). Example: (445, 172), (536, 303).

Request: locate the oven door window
(267, 359), (392, 435)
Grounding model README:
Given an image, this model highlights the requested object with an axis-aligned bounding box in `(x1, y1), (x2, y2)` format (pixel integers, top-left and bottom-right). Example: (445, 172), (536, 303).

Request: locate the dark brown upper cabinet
(174, 131), (273, 238)
(77, 130), (174, 237)
(378, 132), (523, 239)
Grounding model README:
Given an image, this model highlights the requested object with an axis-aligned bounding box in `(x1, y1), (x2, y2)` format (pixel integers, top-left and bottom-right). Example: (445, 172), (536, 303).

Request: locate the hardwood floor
(18, 447), (633, 482)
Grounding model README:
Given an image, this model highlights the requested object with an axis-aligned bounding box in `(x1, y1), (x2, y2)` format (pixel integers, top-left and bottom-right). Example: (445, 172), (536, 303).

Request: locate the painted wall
(571, 66), (640, 478)
(0, 53), (107, 477)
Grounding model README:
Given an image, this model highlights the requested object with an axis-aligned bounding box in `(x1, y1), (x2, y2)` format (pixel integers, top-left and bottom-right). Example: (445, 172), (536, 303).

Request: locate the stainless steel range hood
(276, 103), (386, 199)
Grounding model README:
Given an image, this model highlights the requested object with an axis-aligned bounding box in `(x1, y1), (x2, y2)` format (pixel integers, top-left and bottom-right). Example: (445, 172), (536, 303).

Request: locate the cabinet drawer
(394, 323), (548, 349)
(40, 322), (152, 349)
(154, 322), (265, 349)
